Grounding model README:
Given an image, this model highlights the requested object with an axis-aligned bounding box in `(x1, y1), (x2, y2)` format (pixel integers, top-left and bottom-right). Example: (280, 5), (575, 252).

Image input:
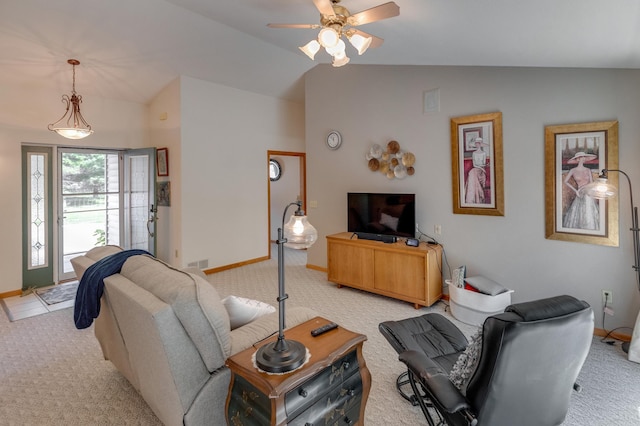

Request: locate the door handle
(147, 204), (158, 237)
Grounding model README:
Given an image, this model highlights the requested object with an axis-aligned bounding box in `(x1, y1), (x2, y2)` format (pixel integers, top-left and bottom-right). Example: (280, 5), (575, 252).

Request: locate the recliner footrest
(379, 313), (468, 373)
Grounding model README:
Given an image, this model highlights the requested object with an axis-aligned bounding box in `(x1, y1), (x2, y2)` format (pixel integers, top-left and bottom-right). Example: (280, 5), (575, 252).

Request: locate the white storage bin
(446, 280), (514, 326)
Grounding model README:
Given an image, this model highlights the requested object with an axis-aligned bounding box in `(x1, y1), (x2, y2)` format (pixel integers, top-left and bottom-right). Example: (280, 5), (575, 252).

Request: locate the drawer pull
(305, 423), (313, 426)
(344, 417), (353, 425)
(298, 388), (308, 398)
(347, 389), (355, 397)
(342, 361), (350, 370)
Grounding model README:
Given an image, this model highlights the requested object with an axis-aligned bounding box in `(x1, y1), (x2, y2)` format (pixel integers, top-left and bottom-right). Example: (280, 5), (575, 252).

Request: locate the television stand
(327, 232), (443, 309)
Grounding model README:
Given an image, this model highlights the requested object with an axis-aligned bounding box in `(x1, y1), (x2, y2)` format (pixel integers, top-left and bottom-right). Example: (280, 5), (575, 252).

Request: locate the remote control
(311, 322), (338, 337)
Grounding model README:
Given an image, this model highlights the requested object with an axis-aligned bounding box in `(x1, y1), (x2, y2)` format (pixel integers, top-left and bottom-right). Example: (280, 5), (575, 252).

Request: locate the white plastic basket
(446, 279), (514, 326)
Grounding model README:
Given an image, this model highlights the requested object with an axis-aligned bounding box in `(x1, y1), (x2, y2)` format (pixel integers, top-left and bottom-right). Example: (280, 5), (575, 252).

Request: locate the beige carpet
(0, 247), (638, 425)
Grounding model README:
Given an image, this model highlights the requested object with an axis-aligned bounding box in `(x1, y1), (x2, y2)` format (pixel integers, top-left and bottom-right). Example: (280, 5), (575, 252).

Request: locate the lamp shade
(332, 54), (350, 67)
(325, 39), (346, 56)
(348, 33), (373, 55)
(318, 27), (339, 48)
(283, 214), (317, 249)
(52, 127), (94, 140)
(584, 177), (617, 199)
(299, 40), (321, 60)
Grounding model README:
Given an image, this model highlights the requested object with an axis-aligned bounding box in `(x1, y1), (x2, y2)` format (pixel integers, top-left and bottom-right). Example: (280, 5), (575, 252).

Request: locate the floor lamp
(255, 201), (317, 373)
(584, 169), (640, 361)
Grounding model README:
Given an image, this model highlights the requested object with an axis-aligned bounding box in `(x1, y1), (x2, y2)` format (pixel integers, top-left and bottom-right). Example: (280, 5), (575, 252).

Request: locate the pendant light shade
(48, 59), (93, 139)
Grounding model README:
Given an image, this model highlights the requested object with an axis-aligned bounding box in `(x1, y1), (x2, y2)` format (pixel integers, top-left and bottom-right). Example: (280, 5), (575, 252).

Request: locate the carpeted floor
(0, 248), (638, 425)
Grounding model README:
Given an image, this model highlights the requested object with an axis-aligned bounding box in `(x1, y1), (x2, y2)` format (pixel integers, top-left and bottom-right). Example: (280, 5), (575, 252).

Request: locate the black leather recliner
(379, 295), (594, 426)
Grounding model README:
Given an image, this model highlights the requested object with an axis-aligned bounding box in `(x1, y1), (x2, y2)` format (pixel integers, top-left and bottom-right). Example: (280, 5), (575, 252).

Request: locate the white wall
(148, 78), (181, 265)
(305, 64), (640, 330)
(179, 76), (305, 269)
(0, 83), (148, 295)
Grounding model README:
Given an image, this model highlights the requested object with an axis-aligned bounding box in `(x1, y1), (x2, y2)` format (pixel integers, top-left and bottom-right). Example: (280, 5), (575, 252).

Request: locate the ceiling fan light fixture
(299, 39), (321, 60)
(318, 27), (339, 48)
(348, 33), (373, 55)
(268, 1), (400, 67)
(325, 38), (346, 56)
(48, 59), (93, 140)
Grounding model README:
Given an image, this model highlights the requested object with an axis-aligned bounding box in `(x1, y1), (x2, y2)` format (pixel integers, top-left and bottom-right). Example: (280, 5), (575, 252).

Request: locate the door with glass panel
(57, 148), (156, 281)
(58, 149), (121, 281)
(22, 146), (54, 290)
(122, 148), (157, 254)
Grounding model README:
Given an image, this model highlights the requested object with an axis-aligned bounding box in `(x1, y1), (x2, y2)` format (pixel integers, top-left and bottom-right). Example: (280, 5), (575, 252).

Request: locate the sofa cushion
(120, 255), (231, 372)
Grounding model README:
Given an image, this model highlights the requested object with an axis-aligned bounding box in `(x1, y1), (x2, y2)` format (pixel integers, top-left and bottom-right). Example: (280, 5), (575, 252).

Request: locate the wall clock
(326, 130), (342, 150)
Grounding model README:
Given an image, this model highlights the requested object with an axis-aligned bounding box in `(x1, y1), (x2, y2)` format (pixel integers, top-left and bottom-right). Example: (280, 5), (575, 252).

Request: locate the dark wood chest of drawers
(226, 317), (371, 425)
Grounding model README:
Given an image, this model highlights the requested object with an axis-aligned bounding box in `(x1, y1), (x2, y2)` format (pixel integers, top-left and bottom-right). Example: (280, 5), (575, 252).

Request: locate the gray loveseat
(72, 249), (316, 425)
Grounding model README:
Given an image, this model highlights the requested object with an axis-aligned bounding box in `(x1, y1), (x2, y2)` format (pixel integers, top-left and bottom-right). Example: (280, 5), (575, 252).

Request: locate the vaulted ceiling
(3, 0), (640, 104)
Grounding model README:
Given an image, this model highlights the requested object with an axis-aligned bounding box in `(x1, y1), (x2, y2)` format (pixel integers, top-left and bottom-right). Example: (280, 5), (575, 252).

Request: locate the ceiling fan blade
(351, 29), (384, 48)
(347, 2), (400, 26)
(267, 23), (320, 29)
(313, 0), (336, 17)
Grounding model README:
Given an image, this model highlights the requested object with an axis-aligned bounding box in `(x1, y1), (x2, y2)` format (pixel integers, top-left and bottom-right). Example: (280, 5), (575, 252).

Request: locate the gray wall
(304, 64), (640, 330)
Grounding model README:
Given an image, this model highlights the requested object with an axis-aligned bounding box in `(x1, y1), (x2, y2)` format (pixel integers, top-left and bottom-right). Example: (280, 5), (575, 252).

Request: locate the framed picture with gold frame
(451, 111), (504, 216)
(544, 120), (619, 246)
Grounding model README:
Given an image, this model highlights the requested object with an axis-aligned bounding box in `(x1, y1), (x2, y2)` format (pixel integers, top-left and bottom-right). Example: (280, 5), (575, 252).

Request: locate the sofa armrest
(70, 256), (95, 280)
(229, 306), (317, 355)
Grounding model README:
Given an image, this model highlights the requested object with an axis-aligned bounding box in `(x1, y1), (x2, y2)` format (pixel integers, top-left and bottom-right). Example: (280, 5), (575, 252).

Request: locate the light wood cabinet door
(327, 240), (374, 289)
(373, 250), (426, 300)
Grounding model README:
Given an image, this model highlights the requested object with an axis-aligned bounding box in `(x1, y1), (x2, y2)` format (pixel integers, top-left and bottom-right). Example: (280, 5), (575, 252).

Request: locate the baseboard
(204, 256), (269, 275)
(594, 327), (631, 342)
(307, 264), (327, 273)
(0, 289), (22, 299)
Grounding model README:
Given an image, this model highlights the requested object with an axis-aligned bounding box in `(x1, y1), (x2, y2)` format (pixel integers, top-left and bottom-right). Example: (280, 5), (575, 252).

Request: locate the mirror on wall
(270, 159), (282, 181)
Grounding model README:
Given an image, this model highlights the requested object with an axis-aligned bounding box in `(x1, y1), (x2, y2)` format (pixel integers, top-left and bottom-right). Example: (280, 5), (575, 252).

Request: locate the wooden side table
(226, 317), (371, 425)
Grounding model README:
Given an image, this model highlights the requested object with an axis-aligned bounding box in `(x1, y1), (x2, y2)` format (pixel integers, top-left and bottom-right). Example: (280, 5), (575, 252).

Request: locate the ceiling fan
(267, 0), (400, 67)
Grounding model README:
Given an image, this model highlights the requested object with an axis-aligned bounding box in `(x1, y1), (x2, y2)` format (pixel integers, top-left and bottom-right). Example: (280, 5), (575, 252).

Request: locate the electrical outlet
(602, 290), (613, 306)
(434, 225), (442, 235)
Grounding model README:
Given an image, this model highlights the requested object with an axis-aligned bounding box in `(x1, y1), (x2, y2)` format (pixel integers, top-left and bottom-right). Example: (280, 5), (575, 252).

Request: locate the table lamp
(255, 201), (318, 373)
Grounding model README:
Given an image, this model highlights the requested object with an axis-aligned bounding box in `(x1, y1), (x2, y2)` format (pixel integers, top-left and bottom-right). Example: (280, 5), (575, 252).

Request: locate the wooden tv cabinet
(326, 232), (443, 309)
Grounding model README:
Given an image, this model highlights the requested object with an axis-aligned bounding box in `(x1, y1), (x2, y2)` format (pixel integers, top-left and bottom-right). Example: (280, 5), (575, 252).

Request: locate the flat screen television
(348, 192), (416, 238)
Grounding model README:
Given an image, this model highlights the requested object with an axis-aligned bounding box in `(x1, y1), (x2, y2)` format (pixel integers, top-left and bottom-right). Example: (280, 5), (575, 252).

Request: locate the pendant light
(48, 59), (93, 139)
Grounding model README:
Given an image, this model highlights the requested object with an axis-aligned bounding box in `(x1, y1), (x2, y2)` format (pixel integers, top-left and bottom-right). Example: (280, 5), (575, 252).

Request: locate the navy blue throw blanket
(74, 249), (151, 329)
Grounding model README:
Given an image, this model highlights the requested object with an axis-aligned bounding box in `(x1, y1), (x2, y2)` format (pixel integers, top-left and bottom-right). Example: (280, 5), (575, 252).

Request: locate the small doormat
(36, 281), (79, 305)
